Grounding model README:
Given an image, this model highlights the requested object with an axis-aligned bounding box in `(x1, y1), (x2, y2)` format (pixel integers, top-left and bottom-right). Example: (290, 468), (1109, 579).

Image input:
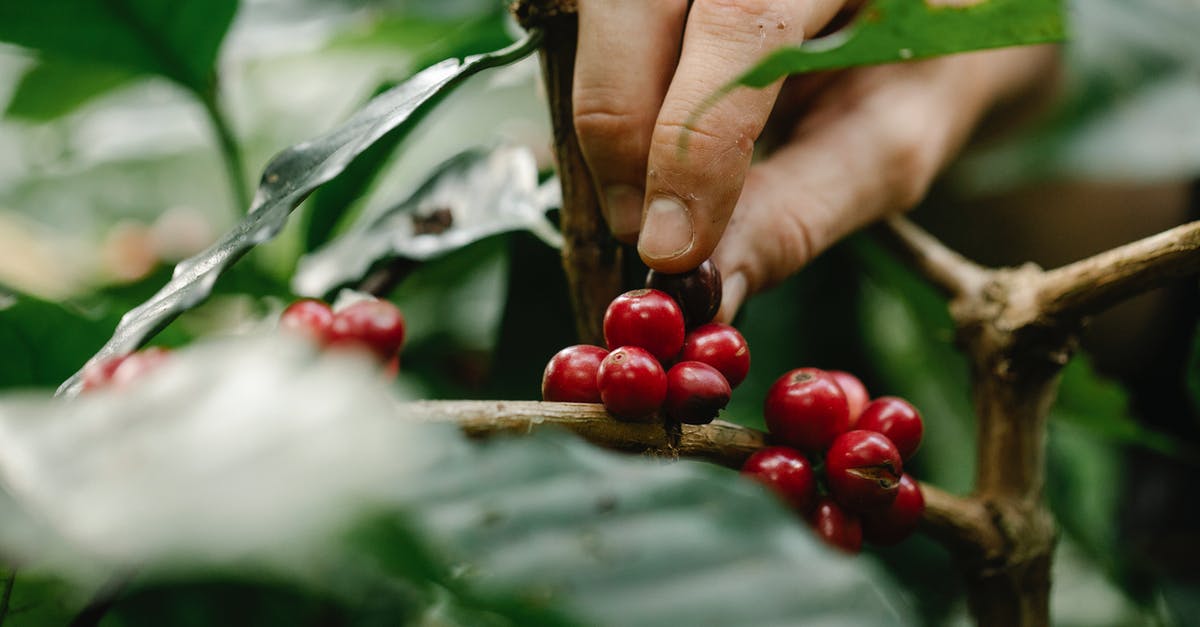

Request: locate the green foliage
(0, 293), (119, 390)
(302, 10), (513, 252)
(56, 32), (542, 396)
(4, 59), (136, 121)
(0, 0), (238, 102)
(732, 0), (1065, 89)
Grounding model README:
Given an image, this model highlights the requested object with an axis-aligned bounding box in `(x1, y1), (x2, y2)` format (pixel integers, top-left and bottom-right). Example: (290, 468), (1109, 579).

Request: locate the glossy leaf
(732, 0), (1065, 89)
(0, 0), (238, 95)
(293, 145), (561, 297)
(1, 336), (915, 625)
(56, 31), (543, 397)
(4, 59), (136, 121)
(302, 10), (514, 251)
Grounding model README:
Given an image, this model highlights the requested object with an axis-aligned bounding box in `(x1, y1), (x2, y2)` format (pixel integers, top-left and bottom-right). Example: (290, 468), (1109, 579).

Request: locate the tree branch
(874, 216), (992, 299)
(1036, 219), (1200, 320)
(402, 399), (987, 549)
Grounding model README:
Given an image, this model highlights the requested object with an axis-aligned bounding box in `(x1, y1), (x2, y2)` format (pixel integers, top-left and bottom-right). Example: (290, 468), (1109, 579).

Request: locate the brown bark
(529, 13), (623, 345)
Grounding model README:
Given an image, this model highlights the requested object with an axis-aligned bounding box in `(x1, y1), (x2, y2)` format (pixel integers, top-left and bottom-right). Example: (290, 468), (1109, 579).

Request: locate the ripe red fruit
(825, 430), (903, 512)
(763, 368), (849, 452)
(596, 346), (668, 421)
(664, 361), (731, 424)
(742, 446), (816, 512)
(862, 474), (925, 546)
(279, 299), (334, 344)
(680, 323), (750, 388)
(645, 259), (722, 328)
(83, 347), (172, 391)
(328, 299), (406, 362)
(828, 370), (869, 425)
(808, 497), (863, 554)
(856, 396), (924, 460)
(542, 345), (608, 403)
(603, 289), (685, 363)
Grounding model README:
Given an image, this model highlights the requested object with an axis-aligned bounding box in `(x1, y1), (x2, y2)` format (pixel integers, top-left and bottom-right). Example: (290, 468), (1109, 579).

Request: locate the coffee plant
(1, 1), (1198, 625)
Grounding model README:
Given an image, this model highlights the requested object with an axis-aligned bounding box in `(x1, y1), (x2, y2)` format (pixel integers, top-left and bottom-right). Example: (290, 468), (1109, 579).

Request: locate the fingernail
(602, 185), (643, 240)
(718, 272), (747, 323)
(638, 196), (694, 261)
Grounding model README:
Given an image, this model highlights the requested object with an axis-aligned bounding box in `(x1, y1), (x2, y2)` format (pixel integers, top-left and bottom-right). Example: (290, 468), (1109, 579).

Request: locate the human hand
(572, 0), (1057, 320)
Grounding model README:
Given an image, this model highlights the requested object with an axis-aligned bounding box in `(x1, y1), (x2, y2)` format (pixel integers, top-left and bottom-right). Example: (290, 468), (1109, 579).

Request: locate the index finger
(637, 0), (846, 272)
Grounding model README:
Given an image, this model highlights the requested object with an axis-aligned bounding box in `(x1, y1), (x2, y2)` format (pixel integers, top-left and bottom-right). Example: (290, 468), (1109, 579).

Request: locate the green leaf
(294, 146), (560, 297)
(732, 0), (1065, 89)
(0, 293), (117, 390)
(302, 10), (513, 252)
(55, 31), (543, 397)
(1052, 357), (1187, 458)
(0, 0), (238, 96)
(4, 58), (137, 121)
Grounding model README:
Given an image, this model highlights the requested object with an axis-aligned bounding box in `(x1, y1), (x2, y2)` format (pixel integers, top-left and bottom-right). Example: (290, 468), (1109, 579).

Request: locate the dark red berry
(279, 299), (334, 344)
(856, 397), (924, 460)
(808, 497), (863, 554)
(763, 368), (849, 452)
(596, 346), (668, 421)
(664, 361), (731, 424)
(645, 259), (722, 328)
(542, 345), (608, 403)
(828, 370), (869, 425)
(680, 323), (750, 388)
(742, 446), (816, 512)
(825, 430), (903, 512)
(862, 474), (925, 546)
(328, 299), (406, 362)
(603, 289), (685, 363)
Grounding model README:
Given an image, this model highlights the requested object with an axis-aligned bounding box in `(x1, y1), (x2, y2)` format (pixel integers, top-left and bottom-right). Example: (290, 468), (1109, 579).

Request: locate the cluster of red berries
(541, 261), (750, 424)
(742, 369), (926, 554)
(278, 296), (407, 374)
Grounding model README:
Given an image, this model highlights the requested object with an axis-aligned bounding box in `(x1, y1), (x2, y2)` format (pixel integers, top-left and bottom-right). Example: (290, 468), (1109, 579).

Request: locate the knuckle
(651, 116), (756, 174)
(573, 104), (643, 144)
(694, 0), (776, 22)
(878, 121), (938, 209)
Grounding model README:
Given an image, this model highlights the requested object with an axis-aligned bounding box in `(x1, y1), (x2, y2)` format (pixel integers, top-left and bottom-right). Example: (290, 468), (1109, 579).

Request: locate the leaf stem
(200, 91), (250, 217)
(0, 568), (14, 626)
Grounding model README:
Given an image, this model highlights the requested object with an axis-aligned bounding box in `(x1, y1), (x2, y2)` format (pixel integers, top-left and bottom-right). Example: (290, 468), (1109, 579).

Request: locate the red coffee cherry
(603, 289), (686, 363)
(645, 259), (722, 328)
(279, 299), (334, 344)
(680, 323), (750, 388)
(763, 368), (849, 452)
(542, 345), (609, 403)
(862, 474), (925, 546)
(328, 299), (406, 362)
(81, 354), (130, 391)
(597, 346), (668, 421)
(856, 396), (924, 460)
(825, 430), (903, 513)
(742, 446), (816, 512)
(808, 497), (863, 554)
(83, 347), (172, 392)
(663, 361), (731, 424)
(828, 370), (869, 425)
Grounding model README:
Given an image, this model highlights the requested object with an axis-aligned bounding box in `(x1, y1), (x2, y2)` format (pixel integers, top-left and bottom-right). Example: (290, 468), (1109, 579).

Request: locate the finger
(710, 53), (1015, 321)
(638, 0), (846, 272)
(574, 0), (689, 243)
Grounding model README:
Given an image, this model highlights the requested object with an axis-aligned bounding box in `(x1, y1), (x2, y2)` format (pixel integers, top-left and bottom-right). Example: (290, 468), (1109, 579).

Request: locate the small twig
(875, 216), (991, 298)
(919, 483), (1005, 558)
(403, 399), (983, 544)
(1036, 219), (1200, 320)
(200, 91), (250, 218)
